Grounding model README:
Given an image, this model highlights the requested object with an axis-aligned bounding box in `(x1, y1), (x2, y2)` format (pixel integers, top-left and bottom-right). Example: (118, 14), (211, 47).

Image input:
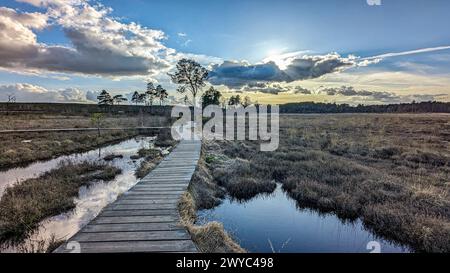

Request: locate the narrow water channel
(0, 137), (153, 196)
(0, 136), (163, 252)
(198, 184), (411, 253)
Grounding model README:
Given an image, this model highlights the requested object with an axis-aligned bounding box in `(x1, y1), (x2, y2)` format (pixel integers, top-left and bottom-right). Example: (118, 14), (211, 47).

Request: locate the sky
(0, 0), (449, 105)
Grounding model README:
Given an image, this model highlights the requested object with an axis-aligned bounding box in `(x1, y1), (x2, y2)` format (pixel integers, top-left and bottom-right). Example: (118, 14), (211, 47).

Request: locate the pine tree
(97, 90), (113, 106)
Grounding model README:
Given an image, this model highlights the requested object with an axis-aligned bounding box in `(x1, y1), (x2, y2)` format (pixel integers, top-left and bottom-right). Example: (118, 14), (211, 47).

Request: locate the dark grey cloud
(208, 61), (289, 88)
(320, 85), (445, 103)
(0, 3), (170, 77)
(292, 86), (312, 94)
(208, 53), (356, 88)
(231, 81), (314, 95)
(238, 82), (291, 94)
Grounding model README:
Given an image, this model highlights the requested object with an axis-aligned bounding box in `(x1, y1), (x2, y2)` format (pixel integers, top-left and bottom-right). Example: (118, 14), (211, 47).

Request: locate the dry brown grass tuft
(134, 146), (175, 179)
(178, 191), (245, 253)
(188, 157), (225, 209)
(0, 161), (121, 243)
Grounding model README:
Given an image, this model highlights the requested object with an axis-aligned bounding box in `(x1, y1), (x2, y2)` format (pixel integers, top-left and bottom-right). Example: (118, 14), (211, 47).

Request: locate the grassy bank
(196, 114), (449, 252)
(133, 133), (178, 179)
(178, 191), (245, 253)
(0, 161), (121, 243)
(134, 147), (163, 178)
(0, 130), (137, 170)
(0, 113), (170, 130)
(178, 142), (281, 253)
(0, 110), (175, 170)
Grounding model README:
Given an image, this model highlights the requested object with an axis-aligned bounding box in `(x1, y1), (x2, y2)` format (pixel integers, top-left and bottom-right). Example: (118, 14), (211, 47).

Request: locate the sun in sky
(0, 0), (449, 105)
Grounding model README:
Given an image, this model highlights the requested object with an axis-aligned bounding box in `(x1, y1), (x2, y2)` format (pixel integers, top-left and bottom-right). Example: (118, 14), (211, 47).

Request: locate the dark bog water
(0, 136), (160, 196)
(0, 136), (168, 252)
(198, 184), (410, 253)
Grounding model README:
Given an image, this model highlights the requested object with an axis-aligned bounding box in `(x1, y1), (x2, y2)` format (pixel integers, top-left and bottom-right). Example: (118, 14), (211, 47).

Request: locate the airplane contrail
(363, 45), (450, 60)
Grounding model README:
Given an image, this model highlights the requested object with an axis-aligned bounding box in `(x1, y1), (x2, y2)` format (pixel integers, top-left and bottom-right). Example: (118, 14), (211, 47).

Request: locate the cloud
(208, 46), (450, 89)
(208, 53), (358, 88)
(240, 82), (292, 94)
(0, 83), (90, 102)
(319, 85), (445, 103)
(85, 90), (99, 102)
(16, 0), (84, 7)
(176, 32), (191, 47)
(0, 1), (172, 77)
(292, 86), (312, 94)
(208, 60), (289, 87)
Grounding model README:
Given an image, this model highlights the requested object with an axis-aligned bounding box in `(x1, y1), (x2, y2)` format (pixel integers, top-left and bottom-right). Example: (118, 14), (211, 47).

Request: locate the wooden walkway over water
(55, 139), (201, 253)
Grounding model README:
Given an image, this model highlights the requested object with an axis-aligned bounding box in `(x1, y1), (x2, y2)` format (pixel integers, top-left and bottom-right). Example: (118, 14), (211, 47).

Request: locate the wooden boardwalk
(55, 139), (201, 253)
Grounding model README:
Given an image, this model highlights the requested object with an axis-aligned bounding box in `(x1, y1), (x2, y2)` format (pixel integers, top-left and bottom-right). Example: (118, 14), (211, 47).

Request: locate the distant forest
(279, 101), (450, 113)
(1, 101), (449, 114)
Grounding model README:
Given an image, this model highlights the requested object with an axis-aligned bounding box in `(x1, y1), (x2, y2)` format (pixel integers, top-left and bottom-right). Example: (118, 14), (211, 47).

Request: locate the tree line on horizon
(96, 58), (253, 109)
(97, 82), (169, 106)
(279, 101), (450, 113)
(94, 58), (449, 113)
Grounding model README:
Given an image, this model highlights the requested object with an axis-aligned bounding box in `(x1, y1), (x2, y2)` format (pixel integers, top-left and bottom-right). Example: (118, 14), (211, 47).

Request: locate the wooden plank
(127, 189), (186, 193)
(82, 222), (184, 233)
(122, 191), (183, 196)
(132, 183), (188, 187)
(129, 188), (187, 192)
(118, 194), (182, 199)
(101, 209), (177, 217)
(137, 181), (190, 185)
(105, 203), (178, 210)
(56, 240), (198, 253)
(118, 196), (181, 201)
(72, 230), (191, 242)
(114, 199), (179, 205)
(91, 215), (177, 224)
(54, 139), (201, 253)
(130, 188), (186, 193)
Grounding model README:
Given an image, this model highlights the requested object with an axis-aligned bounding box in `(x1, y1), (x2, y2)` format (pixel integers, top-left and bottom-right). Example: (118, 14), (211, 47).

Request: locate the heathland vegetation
(187, 114), (449, 252)
(0, 110), (172, 170)
(0, 161), (121, 243)
(0, 58), (448, 253)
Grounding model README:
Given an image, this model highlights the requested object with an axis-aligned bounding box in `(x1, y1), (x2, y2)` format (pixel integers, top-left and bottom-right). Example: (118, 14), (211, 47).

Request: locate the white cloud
(0, 1), (172, 77)
(0, 83), (90, 102)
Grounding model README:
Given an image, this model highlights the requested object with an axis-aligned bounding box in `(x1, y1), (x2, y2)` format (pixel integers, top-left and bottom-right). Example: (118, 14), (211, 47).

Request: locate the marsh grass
(134, 148), (162, 179)
(0, 161), (121, 243)
(197, 114), (450, 252)
(199, 142), (277, 202)
(178, 191), (245, 253)
(134, 142), (177, 179)
(13, 234), (64, 253)
(103, 154), (124, 161)
(0, 111), (175, 170)
(154, 130), (178, 147)
(135, 158), (161, 179)
(0, 130), (137, 170)
(0, 113), (170, 130)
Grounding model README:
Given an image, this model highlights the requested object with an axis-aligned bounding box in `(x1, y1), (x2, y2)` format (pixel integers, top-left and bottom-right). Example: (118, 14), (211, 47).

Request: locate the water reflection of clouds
(1, 136), (156, 252)
(198, 184), (411, 253)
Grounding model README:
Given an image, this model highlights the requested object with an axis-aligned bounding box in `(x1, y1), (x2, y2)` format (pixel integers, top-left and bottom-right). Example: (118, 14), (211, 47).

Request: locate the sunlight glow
(263, 50), (309, 70)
